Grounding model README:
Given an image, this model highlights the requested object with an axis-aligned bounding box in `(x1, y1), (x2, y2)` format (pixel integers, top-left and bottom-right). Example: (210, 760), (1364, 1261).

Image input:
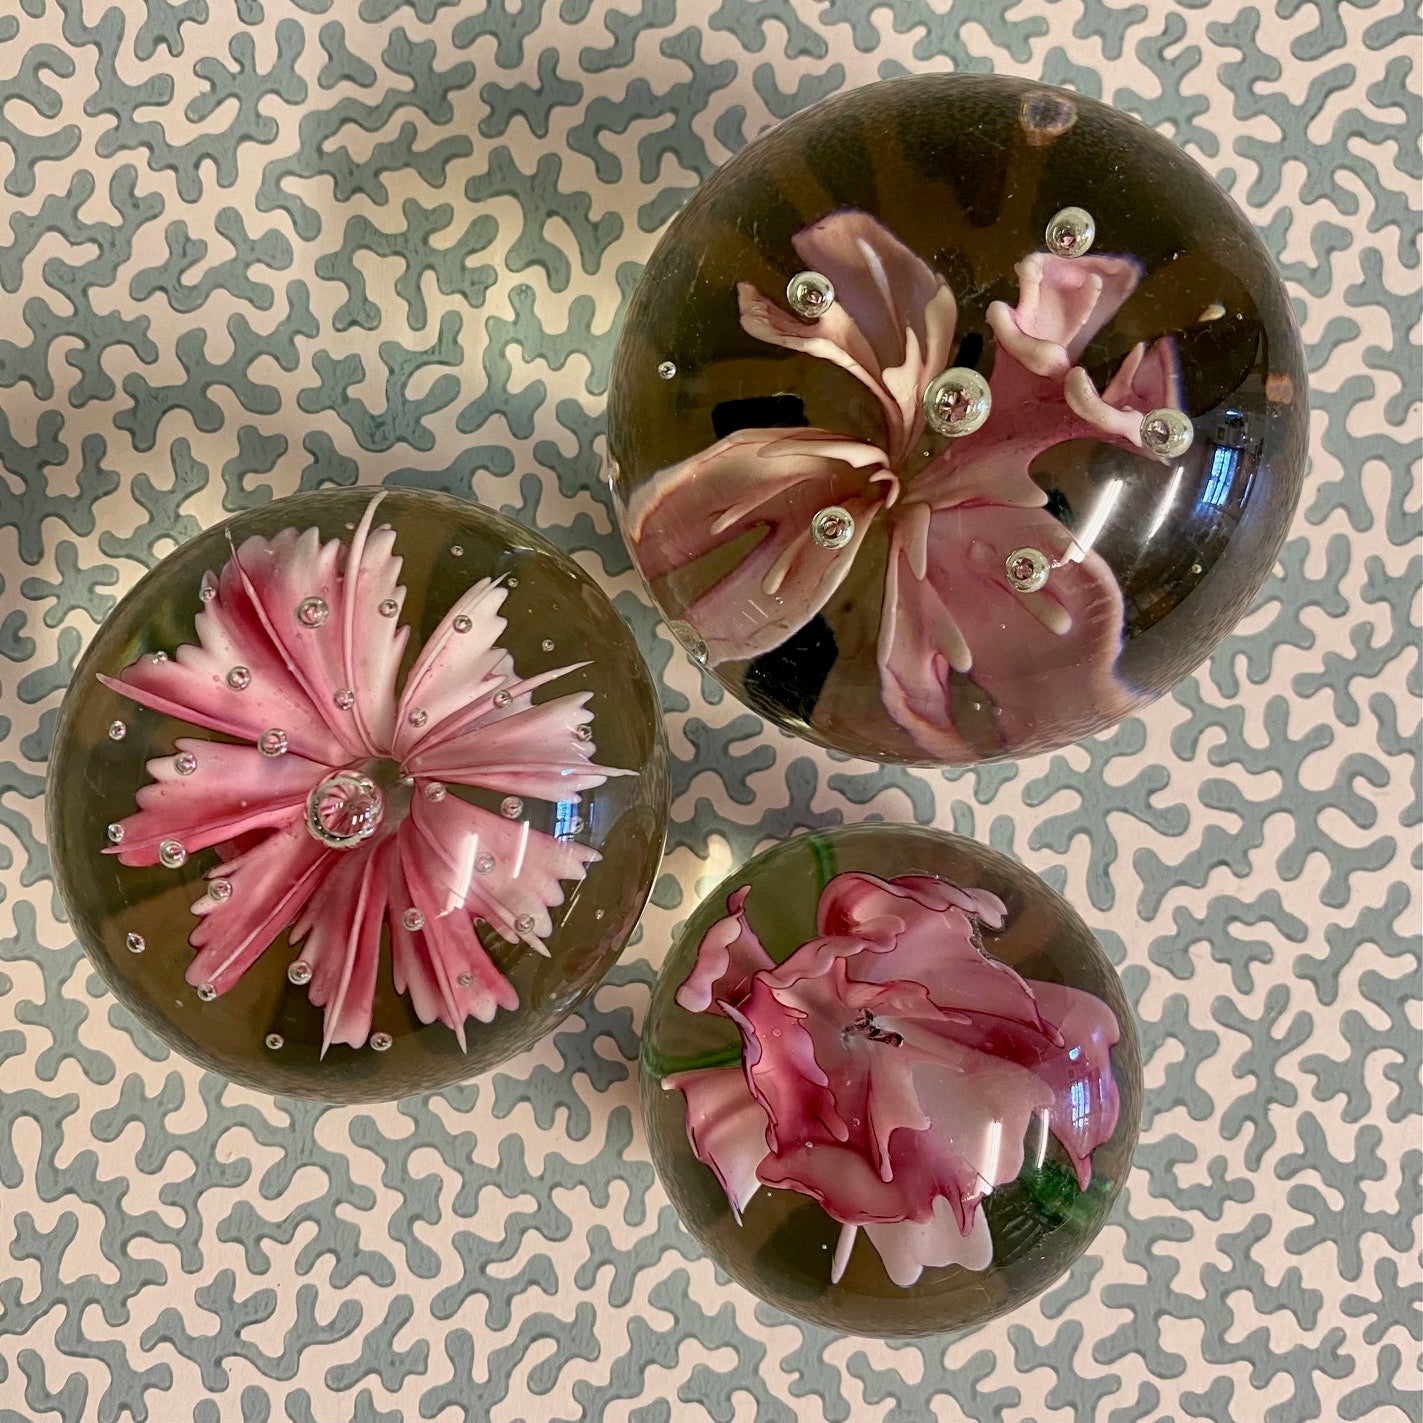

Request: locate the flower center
(846, 1008), (904, 1047)
(306, 771), (384, 849)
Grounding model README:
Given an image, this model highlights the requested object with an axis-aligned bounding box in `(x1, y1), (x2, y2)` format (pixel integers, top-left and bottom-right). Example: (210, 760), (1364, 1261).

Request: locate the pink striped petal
(393, 827), (518, 1046)
(404, 790), (596, 952)
(663, 1064), (771, 1221)
(186, 819), (334, 995)
(289, 839), (388, 1053)
(340, 496), (410, 752)
(107, 739), (325, 866)
(405, 687), (629, 800)
(625, 427), (891, 665)
(393, 578), (511, 760)
(674, 885), (774, 1016)
(224, 524), (370, 759)
(740, 211), (958, 461)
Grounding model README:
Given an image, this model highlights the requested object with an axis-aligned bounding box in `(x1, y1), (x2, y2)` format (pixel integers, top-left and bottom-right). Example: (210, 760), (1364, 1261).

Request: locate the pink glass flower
(665, 872), (1121, 1287)
(626, 210), (1182, 761)
(100, 494), (631, 1054)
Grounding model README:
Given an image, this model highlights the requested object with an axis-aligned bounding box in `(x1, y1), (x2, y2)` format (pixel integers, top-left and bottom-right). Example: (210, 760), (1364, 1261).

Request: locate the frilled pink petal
(106, 738), (326, 867)
(877, 502), (1130, 760)
(394, 828), (518, 1047)
(727, 977), (847, 1155)
(1031, 981), (1122, 1188)
(863, 1196), (993, 1287)
(663, 1064), (770, 1221)
(624, 427), (892, 665)
(403, 790), (595, 952)
(740, 211), (958, 461)
(289, 838), (388, 1054)
(392, 578), (510, 761)
(674, 885), (774, 1016)
(405, 682), (629, 801)
(186, 819), (333, 995)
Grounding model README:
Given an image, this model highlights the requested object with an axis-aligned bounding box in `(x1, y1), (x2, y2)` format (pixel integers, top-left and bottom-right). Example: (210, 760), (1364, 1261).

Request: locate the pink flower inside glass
(665, 872), (1122, 1287)
(626, 209), (1185, 762)
(100, 494), (632, 1054)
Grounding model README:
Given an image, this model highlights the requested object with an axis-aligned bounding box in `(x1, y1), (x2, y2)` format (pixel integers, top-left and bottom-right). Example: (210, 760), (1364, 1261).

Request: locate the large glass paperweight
(608, 75), (1308, 765)
(642, 825), (1141, 1337)
(48, 489), (668, 1101)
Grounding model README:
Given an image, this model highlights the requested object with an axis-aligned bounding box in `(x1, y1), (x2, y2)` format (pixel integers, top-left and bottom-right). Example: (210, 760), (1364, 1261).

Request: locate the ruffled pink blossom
(101, 493), (631, 1054)
(626, 210), (1182, 760)
(665, 872), (1121, 1288)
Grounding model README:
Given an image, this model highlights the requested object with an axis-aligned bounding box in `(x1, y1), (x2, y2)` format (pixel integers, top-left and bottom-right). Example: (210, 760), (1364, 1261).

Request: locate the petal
(623, 427), (890, 664)
(339, 495), (410, 753)
(664, 1064), (771, 1221)
(878, 503), (1132, 760)
(674, 885), (774, 1016)
(393, 578), (510, 761)
(405, 685), (630, 800)
(97, 536), (358, 766)
(289, 839), (388, 1054)
(108, 739), (325, 866)
(186, 819), (334, 994)
(741, 211), (958, 459)
(1030, 980), (1122, 1188)
(404, 790), (596, 952)
(729, 978), (846, 1154)
(224, 523), (372, 759)
(993, 252), (1143, 368)
(863, 1196), (994, 1287)
(396, 827), (519, 1044)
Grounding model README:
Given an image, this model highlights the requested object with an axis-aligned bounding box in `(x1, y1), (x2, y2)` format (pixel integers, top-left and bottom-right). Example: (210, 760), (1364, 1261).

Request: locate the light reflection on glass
(1065, 477), (1123, 563)
(1145, 466), (1185, 543)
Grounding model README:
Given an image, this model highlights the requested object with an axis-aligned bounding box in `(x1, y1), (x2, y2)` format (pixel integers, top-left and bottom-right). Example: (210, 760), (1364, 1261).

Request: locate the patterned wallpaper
(0, 2), (1418, 1420)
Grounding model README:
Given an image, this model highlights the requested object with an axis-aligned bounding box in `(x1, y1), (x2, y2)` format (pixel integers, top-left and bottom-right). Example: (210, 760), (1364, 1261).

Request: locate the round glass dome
(48, 488), (668, 1101)
(609, 75), (1307, 765)
(642, 825), (1141, 1337)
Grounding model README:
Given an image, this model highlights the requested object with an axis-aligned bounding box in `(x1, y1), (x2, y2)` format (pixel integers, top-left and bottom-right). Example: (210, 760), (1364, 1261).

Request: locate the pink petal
(993, 252), (1142, 368)
(663, 1064), (770, 1221)
(727, 978), (847, 1155)
(863, 1195), (993, 1287)
(224, 524), (372, 760)
(393, 578), (511, 761)
(107, 739), (325, 866)
(395, 827), (519, 1045)
(97, 540), (357, 766)
(624, 427), (891, 665)
(403, 790), (596, 951)
(186, 819), (334, 994)
(405, 685), (629, 800)
(340, 495), (410, 752)
(1030, 980), (1122, 1188)
(289, 838), (388, 1053)
(741, 211), (958, 460)
(674, 885), (775, 1016)
(877, 502), (1131, 760)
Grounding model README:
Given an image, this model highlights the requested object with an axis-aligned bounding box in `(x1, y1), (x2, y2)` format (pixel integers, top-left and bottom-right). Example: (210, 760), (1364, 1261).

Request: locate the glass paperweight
(48, 489), (668, 1101)
(608, 75), (1308, 764)
(642, 825), (1141, 1337)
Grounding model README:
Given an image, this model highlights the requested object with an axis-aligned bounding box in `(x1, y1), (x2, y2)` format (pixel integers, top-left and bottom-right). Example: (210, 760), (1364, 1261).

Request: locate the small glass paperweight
(48, 489), (668, 1101)
(642, 825), (1141, 1337)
